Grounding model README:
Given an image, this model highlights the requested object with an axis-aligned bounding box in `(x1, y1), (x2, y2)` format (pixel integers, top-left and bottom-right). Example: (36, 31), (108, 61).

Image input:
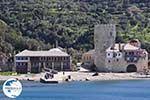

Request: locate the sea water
(0, 80), (150, 100)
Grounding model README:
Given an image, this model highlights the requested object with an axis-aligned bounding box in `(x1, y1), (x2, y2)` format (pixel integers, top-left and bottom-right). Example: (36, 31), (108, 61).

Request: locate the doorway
(126, 64), (137, 72)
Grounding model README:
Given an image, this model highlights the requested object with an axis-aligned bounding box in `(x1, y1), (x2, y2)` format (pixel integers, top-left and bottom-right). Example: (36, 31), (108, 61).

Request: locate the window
(113, 53), (117, 58)
(134, 57), (137, 61)
(129, 52), (134, 55)
(116, 59), (119, 62)
(25, 57), (28, 60)
(16, 57), (20, 60)
(127, 57), (130, 61)
(89, 56), (91, 60)
(110, 32), (113, 36)
(108, 60), (111, 63)
(107, 53), (111, 58)
(47, 57), (49, 61)
(87, 56), (89, 60)
(131, 52), (134, 55)
(117, 53), (122, 58)
(40, 57), (43, 61)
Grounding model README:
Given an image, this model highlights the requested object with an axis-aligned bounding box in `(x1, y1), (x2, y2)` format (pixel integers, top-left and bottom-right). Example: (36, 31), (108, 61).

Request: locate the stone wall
(94, 24), (116, 71)
(105, 53), (148, 72)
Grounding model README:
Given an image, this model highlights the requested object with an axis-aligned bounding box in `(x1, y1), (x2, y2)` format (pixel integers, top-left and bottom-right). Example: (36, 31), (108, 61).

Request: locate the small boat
(40, 78), (59, 83)
(40, 72), (59, 84)
(40, 72), (72, 84)
(27, 78), (35, 81)
(43, 68), (58, 74)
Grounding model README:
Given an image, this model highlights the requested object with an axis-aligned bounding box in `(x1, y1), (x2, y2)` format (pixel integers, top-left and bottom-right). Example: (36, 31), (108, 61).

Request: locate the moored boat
(40, 71), (71, 84)
(40, 72), (60, 84)
(40, 78), (59, 84)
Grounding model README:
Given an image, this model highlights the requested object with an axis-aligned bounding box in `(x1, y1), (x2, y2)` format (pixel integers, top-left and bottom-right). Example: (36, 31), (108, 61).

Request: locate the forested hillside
(0, 0), (150, 57)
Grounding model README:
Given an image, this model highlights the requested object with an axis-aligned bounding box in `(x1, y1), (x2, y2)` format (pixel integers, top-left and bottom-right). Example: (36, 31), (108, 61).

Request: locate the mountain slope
(0, 0), (150, 56)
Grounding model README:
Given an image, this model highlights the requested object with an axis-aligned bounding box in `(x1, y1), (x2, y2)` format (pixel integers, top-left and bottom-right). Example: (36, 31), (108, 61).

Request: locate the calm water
(0, 80), (150, 100)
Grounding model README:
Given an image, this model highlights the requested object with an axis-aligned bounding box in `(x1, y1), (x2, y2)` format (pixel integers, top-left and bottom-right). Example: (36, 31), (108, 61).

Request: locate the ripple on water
(0, 80), (150, 100)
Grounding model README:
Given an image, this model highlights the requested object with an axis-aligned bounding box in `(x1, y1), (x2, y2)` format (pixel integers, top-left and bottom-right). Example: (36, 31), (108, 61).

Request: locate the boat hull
(40, 78), (59, 84)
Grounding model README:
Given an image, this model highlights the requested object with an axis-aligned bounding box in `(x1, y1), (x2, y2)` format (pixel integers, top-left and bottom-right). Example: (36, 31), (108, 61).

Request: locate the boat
(40, 71), (72, 84)
(43, 68), (58, 74)
(40, 78), (59, 83)
(40, 72), (59, 84)
(27, 78), (35, 81)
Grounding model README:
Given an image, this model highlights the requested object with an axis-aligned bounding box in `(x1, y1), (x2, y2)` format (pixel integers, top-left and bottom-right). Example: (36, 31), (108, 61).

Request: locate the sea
(0, 80), (150, 100)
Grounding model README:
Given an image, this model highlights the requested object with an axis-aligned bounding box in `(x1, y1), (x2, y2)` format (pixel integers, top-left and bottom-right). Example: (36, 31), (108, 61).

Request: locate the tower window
(116, 59), (119, 62)
(110, 32), (113, 36)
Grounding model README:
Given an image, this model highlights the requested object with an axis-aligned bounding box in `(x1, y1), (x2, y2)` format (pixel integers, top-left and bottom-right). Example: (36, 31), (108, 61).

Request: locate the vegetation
(0, 0), (150, 58)
(0, 71), (18, 76)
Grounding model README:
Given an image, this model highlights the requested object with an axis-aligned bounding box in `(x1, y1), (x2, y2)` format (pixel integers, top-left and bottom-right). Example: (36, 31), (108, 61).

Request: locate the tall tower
(94, 24), (116, 72)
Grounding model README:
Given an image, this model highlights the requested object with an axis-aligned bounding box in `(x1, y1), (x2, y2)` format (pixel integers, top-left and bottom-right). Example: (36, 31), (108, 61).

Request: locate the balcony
(125, 56), (139, 63)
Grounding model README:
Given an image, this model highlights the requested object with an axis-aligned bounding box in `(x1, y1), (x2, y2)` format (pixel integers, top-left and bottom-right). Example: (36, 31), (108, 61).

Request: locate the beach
(0, 72), (150, 82)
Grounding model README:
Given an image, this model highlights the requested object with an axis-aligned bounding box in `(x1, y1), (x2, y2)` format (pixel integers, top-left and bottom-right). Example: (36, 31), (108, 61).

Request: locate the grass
(0, 72), (18, 76)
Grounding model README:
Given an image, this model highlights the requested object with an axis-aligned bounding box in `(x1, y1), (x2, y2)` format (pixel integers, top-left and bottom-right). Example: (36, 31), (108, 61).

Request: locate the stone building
(82, 24), (148, 72)
(94, 24), (116, 71)
(105, 40), (148, 72)
(15, 48), (72, 73)
(82, 50), (95, 63)
(81, 50), (96, 71)
(82, 39), (148, 72)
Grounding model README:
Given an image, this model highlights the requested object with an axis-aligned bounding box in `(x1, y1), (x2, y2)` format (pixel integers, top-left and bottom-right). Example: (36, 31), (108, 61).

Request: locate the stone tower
(94, 24), (116, 72)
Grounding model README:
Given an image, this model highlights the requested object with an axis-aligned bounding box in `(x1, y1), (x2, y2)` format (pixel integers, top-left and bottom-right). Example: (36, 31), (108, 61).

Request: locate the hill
(0, 0), (150, 58)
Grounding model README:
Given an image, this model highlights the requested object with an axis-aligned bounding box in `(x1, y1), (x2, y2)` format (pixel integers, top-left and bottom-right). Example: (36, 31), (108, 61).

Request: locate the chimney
(55, 40), (58, 48)
(119, 43), (121, 51)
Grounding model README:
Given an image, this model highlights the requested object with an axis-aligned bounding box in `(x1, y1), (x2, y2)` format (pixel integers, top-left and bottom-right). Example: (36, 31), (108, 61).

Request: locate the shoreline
(0, 72), (150, 82)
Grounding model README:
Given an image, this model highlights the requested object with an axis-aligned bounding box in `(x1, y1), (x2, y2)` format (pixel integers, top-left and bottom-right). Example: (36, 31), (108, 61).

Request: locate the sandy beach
(0, 71), (150, 82)
(64, 72), (150, 81)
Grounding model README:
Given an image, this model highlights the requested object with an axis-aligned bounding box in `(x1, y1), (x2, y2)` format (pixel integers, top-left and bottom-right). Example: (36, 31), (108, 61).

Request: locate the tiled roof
(106, 43), (139, 52)
(15, 48), (69, 57)
(124, 43), (139, 50)
(84, 49), (95, 54)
